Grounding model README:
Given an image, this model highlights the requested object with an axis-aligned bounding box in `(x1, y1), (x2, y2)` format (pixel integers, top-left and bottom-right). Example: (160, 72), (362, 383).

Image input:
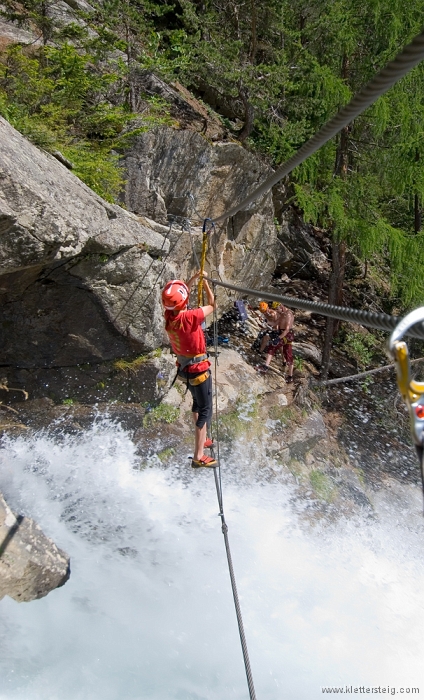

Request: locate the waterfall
(1, 419), (424, 699)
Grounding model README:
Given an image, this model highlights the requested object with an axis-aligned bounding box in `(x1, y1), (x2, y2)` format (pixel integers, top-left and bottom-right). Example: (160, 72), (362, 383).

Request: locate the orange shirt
(165, 308), (210, 373)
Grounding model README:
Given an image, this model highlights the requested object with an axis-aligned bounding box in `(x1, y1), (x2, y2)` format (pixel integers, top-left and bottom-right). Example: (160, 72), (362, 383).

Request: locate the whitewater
(0, 419), (423, 700)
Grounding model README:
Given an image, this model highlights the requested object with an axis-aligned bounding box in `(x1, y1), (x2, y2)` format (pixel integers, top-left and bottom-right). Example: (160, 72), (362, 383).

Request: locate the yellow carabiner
(390, 308), (424, 448)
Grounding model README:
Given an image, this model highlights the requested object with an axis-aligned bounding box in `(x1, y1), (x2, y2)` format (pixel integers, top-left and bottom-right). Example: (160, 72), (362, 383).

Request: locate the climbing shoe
(255, 364), (269, 374)
(285, 376), (293, 384)
(191, 455), (218, 468)
(204, 438), (214, 448)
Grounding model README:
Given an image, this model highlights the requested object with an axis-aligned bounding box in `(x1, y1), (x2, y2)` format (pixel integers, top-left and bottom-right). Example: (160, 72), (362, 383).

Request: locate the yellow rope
(197, 229), (208, 307)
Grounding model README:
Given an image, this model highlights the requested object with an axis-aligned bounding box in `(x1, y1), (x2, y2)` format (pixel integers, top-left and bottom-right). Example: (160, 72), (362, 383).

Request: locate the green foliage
(309, 470), (337, 502)
(157, 447), (175, 462)
(268, 405), (297, 425)
(114, 349), (162, 373)
(2, 0), (424, 305)
(218, 395), (261, 441)
(143, 403), (179, 427)
(341, 330), (379, 370)
(63, 143), (124, 203)
(294, 357), (304, 372)
(0, 40), (174, 201)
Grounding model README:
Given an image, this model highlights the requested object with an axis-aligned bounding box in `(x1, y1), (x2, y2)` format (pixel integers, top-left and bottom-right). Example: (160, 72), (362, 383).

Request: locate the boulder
(0, 117), (175, 378)
(292, 342), (322, 367)
(0, 115), (285, 404)
(277, 211), (330, 282)
(0, 493), (70, 602)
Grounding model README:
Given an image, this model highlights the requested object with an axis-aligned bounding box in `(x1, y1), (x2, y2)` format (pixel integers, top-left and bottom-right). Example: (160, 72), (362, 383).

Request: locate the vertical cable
(211, 282), (257, 700)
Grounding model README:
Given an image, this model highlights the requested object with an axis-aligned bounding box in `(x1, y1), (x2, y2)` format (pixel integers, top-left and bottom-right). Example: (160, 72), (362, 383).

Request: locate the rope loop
(202, 217), (214, 233)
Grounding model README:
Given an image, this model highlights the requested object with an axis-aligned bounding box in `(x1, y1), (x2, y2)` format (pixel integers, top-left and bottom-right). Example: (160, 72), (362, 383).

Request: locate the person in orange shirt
(162, 271), (217, 468)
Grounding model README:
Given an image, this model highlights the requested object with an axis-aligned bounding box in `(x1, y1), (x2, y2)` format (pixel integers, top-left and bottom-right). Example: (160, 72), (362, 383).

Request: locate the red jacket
(165, 308), (210, 373)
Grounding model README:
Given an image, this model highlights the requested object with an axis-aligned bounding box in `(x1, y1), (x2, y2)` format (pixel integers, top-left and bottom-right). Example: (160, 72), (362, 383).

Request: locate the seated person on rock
(256, 303), (295, 383)
(251, 301), (279, 352)
(162, 271), (217, 468)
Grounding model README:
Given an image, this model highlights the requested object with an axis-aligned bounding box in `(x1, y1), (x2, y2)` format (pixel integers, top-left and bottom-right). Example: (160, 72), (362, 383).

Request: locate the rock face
(0, 116), (180, 398)
(277, 210), (330, 282)
(0, 0), (94, 49)
(131, 71), (226, 140)
(0, 492), (70, 602)
(121, 127), (282, 290)
(0, 114), (289, 402)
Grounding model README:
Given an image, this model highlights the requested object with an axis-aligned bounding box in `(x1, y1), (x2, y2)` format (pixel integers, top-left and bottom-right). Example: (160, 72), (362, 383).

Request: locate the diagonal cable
(212, 29), (424, 223)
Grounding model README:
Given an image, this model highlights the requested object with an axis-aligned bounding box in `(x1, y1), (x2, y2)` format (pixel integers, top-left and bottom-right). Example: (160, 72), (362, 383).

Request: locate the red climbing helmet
(162, 279), (189, 311)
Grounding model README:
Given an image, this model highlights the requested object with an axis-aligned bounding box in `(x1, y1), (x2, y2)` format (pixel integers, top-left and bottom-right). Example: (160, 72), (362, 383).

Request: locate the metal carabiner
(389, 307), (424, 483)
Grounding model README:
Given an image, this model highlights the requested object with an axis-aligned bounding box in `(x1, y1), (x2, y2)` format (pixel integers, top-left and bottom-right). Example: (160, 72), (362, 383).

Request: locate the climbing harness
(176, 353), (209, 373)
(389, 308), (424, 491)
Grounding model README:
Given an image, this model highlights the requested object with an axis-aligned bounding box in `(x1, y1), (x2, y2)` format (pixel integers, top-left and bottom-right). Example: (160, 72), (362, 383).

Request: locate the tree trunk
(414, 193), (421, 233)
(250, 0), (257, 62)
(415, 150), (421, 233)
(238, 87), (255, 141)
(321, 239), (346, 379)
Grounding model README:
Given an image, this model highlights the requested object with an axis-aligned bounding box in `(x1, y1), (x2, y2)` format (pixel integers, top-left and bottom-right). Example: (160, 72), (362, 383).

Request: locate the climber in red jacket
(162, 271), (217, 468)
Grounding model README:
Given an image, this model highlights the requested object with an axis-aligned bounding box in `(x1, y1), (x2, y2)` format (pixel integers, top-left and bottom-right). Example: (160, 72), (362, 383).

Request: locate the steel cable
(111, 219), (174, 325)
(184, 219), (201, 268)
(210, 278), (424, 340)
(210, 283), (257, 700)
(212, 29), (424, 223)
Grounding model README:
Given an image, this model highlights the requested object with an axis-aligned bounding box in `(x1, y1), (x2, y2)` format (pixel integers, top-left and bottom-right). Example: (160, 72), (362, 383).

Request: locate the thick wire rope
(211, 282), (257, 700)
(210, 278), (424, 340)
(211, 29), (424, 223)
(187, 192), (206, 223)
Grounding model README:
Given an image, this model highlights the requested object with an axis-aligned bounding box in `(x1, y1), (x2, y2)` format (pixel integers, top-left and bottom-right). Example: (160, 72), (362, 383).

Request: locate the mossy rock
(309, 469), (337, 502)
(143, 403), (179, 428)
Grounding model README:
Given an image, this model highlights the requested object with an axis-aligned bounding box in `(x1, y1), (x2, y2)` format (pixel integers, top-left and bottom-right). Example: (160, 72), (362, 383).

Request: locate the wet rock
(0, 493), (70, 602)
(287, 410), (327, 459)
(4, 350), (176, 407)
